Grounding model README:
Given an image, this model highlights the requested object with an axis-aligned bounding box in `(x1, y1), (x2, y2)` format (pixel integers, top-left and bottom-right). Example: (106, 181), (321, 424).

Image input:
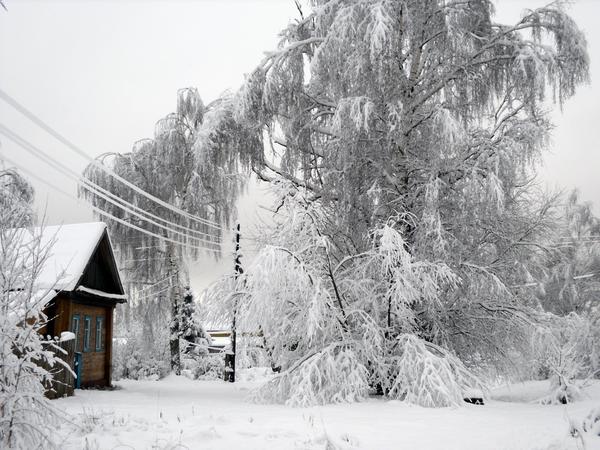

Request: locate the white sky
(1, 0), (599, 291)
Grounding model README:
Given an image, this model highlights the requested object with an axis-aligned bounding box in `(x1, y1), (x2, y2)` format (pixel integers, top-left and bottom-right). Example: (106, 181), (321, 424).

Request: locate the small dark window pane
(83, 316), (91, 352)
(71, 315), (80, 352)
(95, 317), (103, 351)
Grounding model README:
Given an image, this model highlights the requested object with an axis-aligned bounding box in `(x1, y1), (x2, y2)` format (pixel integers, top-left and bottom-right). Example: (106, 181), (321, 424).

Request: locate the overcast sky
(1, 0), (598, 291)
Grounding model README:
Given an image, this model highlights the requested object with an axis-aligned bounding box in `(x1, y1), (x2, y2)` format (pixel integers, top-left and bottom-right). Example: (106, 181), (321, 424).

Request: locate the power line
(0, 124), (223, 246)
(131, 273), (178, 301)
(0, 152), (219, 252)
(550, 241), (600, 249)
(123, 258), (166, 263)
(511, 271), (600, 288)
(134, 273), (176, 296)
(0, 87), (223, 230)
(134, 284), (172, 302)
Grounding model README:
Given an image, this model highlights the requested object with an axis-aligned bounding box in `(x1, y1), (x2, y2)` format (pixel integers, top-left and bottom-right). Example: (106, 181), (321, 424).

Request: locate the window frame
(95, 317), (104, 351)
(71, 314), (80, 351)
(83, 315), (91, 353)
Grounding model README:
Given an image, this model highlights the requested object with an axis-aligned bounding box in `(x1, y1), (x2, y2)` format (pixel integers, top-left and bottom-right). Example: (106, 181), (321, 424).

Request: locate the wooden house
(36, 222), (126, 388)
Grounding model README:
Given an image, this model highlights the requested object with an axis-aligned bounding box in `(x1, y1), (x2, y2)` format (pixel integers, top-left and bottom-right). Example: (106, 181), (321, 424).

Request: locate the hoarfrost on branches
(206, 188), (481, 407)
(77, 0), (595, 407)
(82, 88), (253, 376)
(0, 168), (67, 449)
(209, 0), (590, 406)
(389, 334), (482, 408)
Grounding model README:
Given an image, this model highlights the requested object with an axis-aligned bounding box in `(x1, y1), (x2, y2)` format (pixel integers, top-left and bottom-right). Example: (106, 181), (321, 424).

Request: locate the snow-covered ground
(54, 370), (600, 449)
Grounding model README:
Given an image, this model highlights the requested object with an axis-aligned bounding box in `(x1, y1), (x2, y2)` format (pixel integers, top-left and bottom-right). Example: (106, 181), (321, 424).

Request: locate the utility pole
(225, 223), (243, 382)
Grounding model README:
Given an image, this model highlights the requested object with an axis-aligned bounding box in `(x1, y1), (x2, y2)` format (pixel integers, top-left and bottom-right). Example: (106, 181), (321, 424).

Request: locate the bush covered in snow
(112, 320), (170, 381)
(113, 288), (217, 381)
(387, 335), (482, 407)
(570, 407), (600, 448)
(533, 313), (595, 404)
(182, 354), (224, 380)
(252, 343), (369, 407)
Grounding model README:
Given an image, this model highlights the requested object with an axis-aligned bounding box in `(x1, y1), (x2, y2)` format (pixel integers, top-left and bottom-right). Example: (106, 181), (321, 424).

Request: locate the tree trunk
(168, 247), (181, 375)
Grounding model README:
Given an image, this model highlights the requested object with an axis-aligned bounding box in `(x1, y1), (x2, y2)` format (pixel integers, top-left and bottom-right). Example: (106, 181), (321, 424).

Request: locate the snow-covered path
(54, 373), (600, 449)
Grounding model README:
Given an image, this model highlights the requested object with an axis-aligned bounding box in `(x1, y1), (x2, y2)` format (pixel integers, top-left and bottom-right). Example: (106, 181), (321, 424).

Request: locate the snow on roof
(76, 286), (127, 301)
(21, 222), (108, 292)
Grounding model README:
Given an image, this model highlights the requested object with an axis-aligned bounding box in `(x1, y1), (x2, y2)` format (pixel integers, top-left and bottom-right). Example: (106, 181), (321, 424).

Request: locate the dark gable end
(76, 230), (125, 298)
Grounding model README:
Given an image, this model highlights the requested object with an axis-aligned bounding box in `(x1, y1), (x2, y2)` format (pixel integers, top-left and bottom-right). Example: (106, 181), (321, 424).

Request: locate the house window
(83, 316), (91, 352)
(71, 314), (80, 351)
(95, 317), (104, 351)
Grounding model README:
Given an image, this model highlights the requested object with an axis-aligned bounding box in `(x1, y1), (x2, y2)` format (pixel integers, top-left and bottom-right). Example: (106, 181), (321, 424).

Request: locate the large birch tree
(208, 0), (590, 405)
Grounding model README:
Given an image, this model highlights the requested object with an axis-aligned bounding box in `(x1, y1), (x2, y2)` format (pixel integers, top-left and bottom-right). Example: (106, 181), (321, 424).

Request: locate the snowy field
(54, 370), (600, 450)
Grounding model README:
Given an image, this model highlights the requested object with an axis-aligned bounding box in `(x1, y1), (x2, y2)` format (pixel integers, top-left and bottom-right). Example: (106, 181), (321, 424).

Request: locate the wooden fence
(41, 336), (75, 399)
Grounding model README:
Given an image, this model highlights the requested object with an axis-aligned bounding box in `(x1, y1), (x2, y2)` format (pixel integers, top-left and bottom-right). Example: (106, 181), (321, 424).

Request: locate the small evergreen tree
(180, 287), (210, 356)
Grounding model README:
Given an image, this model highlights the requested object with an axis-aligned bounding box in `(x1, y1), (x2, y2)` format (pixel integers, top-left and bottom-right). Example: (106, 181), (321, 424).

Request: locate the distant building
(35, 222), (127, 388)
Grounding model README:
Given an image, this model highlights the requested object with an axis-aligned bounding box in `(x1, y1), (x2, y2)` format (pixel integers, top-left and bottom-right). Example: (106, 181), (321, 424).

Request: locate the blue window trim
(71, 314), (80, 352)
(95, 317), (103, 351)
(83, 316), (91, 353)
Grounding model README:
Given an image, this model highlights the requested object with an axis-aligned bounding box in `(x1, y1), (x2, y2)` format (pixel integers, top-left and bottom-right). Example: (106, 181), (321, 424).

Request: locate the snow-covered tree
(112, 296), (171, 380)
(208, 1), (589, 405)
(206, 186), (482, 406)
(528, 192), (600, 391)
(539, 191), (600, 315)
(0, 168), (66, 448)
(82, 88), (254, 374)
(235, 0), (588, 250)
(177, 288), (224, 380)
(180, 288), (211, 356)
(0, 168), (35, 228)
(533, 312), (593, 404)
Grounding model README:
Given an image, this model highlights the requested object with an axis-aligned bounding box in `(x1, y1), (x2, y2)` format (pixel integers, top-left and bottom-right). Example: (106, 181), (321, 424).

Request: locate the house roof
(16, 222), (126, 302)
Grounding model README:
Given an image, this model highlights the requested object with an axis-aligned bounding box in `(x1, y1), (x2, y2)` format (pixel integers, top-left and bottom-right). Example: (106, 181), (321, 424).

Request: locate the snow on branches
(570, 407), (600, 447)
(0, 174), (67, 448)
(0, 168), (34, 228)
(81, 88), (258, 376)
(533, 312), (593, 405)
(389, 334), (482, 408)
(252, 343), (369, 407)
(215, 0), (592, 403)
(207, 188), (480, 407)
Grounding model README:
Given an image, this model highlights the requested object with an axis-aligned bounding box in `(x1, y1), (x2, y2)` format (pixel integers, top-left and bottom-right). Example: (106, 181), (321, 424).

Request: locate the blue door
(74, 352), (83, 388)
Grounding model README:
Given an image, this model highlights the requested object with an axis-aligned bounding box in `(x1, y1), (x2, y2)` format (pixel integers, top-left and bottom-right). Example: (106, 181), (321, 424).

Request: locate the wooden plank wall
(105, 306), (113, 386)
(71, 303), (108, 387)
(45, 294), (120, 388)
